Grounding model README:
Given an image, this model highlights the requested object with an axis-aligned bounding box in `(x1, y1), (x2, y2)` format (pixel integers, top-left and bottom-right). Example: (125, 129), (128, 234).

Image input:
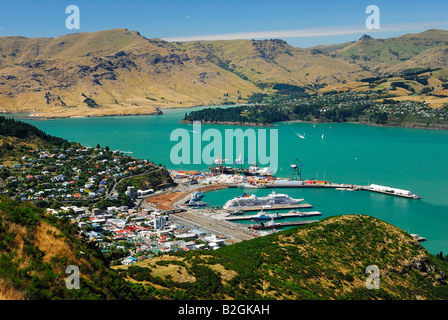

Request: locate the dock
(225, 210), (321, 221)
(225, 203), (313, 213)
(227, 181), (421, 199)
(227, 182), (347, 189)
(361, 186), (421, 199)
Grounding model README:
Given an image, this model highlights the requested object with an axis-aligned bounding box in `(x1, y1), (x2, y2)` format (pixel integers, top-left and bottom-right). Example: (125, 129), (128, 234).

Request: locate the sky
(1, 0), (448, 47)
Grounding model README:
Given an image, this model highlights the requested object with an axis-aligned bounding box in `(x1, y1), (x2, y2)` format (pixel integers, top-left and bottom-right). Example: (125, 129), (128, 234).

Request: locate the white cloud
(162, 20), (448, 42)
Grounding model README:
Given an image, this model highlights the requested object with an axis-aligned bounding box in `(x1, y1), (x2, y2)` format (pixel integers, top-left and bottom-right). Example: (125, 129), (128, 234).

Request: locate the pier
(360, 186), (421, 199)
(227, 182), (420, 199)
(225, 210), (321, 221)
(225, 203), (313, 213)
(227, 182), (347, 189)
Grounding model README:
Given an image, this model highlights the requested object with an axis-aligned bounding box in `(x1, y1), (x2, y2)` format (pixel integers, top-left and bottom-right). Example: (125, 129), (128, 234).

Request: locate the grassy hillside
(0, 29), (371, 117)
(330, 29), (448, 75)
(0, 197), (153, 299)
(2, 28), (448, 117)
(117, 215), (448, 300)
(0, 198), (447, 300)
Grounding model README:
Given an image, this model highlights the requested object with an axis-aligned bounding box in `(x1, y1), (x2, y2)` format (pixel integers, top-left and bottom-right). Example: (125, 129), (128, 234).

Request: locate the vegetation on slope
(183, 91), (448, 128)
(0, 116), (69, 147)
(118, 215), (448, 300)
(0, 197), (154, 299)
(0, 196), (447, 300)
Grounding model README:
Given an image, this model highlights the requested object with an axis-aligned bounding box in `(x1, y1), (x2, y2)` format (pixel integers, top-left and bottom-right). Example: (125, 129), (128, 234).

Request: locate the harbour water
(13, 106), (448, 254)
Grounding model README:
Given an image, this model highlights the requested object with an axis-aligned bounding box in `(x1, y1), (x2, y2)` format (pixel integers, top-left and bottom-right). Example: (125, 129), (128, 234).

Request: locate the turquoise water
(13, 107), (448, 254)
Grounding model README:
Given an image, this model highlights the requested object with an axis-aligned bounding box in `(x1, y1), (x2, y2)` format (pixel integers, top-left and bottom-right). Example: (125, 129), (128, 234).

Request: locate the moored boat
(250, 219), (280, 230)
(251, 210), (283, 221)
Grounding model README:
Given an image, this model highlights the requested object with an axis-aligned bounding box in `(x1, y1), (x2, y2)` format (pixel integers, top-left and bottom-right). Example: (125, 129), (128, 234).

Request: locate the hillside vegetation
(116, 215), (448, 300)
(1, 195), (447, 300)
(0, 197), (151, 299)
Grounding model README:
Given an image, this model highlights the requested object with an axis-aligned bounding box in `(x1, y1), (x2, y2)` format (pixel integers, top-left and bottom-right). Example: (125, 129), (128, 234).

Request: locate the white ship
(222, 191), (303, 210)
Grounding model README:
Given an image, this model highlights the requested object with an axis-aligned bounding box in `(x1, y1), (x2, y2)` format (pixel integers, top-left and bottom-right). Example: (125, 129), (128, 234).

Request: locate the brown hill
(332, 29), (448, 75)
(2, 28), (448, 118)
(0, 29), (371, 118)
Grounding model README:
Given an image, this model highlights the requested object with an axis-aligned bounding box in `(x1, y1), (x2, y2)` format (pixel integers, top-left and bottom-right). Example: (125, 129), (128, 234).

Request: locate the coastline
(3, 107), (448, 131)
(1, 103), (250, 121)
(267, 118), (448, 131)
(182, 118), (448, 130)
(180, 119), (275, 127)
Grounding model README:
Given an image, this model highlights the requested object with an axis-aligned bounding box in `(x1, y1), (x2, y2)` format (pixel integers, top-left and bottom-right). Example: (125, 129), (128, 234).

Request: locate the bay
(12, 106), (448, 255)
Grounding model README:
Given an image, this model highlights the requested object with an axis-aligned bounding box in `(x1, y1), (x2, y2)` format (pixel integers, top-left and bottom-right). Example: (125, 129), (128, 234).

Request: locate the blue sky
(1, 0), (448, 47)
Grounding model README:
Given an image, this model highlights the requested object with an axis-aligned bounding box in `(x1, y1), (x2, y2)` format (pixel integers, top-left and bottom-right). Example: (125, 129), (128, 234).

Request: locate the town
(0, 143), (235, 267)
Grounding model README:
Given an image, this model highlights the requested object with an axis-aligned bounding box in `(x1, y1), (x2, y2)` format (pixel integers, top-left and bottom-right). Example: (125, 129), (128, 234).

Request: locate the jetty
(228, 181), (420, 199)
(225, 211), (321, 221)
(223, 203), (313, 213)
(361, 185), (421, 199)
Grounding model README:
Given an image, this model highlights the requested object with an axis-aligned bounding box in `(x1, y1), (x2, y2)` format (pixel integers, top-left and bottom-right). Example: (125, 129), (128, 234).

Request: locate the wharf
(225, 210), (320, 221)
(227, 181), (421, 199)
(360, 186), (421, 199)
(225, 203), (313, 213)
(227, 183), (347, 189)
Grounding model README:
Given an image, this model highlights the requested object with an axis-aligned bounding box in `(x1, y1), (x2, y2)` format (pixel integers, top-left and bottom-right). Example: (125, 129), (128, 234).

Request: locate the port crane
(291, 158), (304, 181)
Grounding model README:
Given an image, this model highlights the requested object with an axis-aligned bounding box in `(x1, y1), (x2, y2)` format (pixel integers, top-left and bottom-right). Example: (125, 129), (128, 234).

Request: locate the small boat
(410, 234), (426, 242)
(251, 210), (283, 221)
(250, 219), (280, 230)
(228, 209), (244, 215)
(186, 200), (207, 207)
(288, 210), (319, 217)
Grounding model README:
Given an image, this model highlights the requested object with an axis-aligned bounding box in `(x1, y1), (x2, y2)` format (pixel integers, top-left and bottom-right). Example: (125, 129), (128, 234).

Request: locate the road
(169, 211), (257, 242)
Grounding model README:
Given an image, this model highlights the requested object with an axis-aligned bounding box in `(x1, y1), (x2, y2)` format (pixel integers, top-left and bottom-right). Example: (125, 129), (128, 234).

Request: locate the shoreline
(280, 119), (448, 130)
(1, 103), (250, 121)
(3, 108), (448, 131)
(180, 119), (275, 127)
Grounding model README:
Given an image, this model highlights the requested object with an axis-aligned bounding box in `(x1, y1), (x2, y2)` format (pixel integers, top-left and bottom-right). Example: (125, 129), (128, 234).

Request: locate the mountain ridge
(1, 28), (448, 117)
